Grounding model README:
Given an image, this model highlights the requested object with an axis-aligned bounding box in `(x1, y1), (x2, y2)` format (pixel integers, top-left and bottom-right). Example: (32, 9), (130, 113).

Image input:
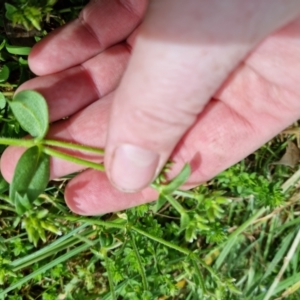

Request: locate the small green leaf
(18, 57), (28, 65)
(180, 213), (190, 230)
(14, 192), (32, 215)
(153, 194), (168, 213)
(0, 92), (6, 109)
(41, 221), (62, 236)
(5, 44), (31, 55)
(9, 90), (49, 139)
(10, 146), (50, 206)
(0, 39), (6, 51)
(185, 226), (197, 243)
(22, 217), (40, 246)
(36, 209), (49, 219)
(0, 65), (9, 82)
(4, 3), (18, 21)
(161, 164), (191, 194)
(99, 232), (114, 248)
(24, 6), (42, 31)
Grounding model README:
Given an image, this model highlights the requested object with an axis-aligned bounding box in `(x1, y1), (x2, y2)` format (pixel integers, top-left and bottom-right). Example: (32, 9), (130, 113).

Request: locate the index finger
(29, 0), (147, 75)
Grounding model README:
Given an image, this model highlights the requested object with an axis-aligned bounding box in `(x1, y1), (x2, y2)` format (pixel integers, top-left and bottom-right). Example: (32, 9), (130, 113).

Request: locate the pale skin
(1, 0), (300, 215)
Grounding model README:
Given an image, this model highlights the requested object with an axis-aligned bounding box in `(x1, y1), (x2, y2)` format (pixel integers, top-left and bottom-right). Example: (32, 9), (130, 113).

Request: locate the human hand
(2, 0), (300, 215)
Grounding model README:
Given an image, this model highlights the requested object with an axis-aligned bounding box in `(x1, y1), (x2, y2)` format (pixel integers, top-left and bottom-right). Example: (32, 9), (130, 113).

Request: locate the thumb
(105, 0), (300, 192)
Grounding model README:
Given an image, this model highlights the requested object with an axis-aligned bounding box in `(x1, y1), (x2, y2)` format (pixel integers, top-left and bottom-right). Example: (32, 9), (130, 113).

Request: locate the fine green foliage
(0, 1), (299, 299)
(5, 0), (58, 31)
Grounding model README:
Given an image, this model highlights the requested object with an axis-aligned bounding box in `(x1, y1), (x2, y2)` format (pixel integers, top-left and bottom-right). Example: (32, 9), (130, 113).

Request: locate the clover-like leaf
(9, 90), (49, 139)
(10, 146), (50, 208)
(161, 164), (191, 194)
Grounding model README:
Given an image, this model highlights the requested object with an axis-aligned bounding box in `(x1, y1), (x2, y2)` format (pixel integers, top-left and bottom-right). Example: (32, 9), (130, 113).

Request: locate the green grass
(0, 1), (300, 299)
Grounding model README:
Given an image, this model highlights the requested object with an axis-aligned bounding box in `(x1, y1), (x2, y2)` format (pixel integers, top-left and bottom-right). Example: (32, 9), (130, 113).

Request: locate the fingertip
(28, 44), (47, 76)
(65, 169), (158, 215)
(28, 25), (67, 75)
(28, 19), (102, 75)
(0, 146), (26, 183)
(108, 144), (159, 192)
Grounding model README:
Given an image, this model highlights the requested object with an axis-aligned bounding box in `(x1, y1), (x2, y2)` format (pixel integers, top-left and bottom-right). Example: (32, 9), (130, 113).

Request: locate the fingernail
(110, 144), (159, 192)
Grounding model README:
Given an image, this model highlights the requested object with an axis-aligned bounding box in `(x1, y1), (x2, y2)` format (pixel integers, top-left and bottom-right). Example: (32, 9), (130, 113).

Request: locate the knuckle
(131, 101), (197, 131)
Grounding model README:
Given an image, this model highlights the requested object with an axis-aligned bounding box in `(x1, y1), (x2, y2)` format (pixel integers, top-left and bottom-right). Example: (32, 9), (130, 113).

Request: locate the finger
(29, 0), (147, 75)
(18, 43), (130, 121)
(105, 0), (300, 192)
(65, 169), (158, 215)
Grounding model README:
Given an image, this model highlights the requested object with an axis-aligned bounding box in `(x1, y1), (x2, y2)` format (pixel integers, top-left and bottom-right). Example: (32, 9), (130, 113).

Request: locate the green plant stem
(43, 139), (104, 155)
(63, 216), (126, 230)
(102, 248), (117, 300)
(131, 225), (218, 279)
(130, 232), (149, 291)
(0, 137), (105, 171)
(163, 194), (187, 215)
(173, 190), (201, 199)
(191, 257), (206, 293)
(0, 137), (34, 147)
(131, 225), (190, 256)
(43, 147), (105, 172)
(0, 137), (105, 155)
(67, 216), (211, 274)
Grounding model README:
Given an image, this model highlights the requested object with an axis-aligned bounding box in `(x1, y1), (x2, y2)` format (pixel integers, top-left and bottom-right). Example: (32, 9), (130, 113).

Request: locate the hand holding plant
(2, 0), (300, 218)
(2, 87), (224, 249)
(1, 1), (300, 298)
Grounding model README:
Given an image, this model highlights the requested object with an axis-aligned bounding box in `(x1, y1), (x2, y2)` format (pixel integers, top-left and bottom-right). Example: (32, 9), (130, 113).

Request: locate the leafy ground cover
(0, 1), (299, 299)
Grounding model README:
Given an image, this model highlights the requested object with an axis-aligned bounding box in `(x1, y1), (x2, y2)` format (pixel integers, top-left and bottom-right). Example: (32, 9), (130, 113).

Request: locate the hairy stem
(163, 194), (187, 215)
(130, 232), (149, 291)
(43, 147), (105, 172)
(0, 137), (34, 147)
(102, 248), (116, 300)
(63, 215), (126, 230)
(43, 139), (104, 155)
